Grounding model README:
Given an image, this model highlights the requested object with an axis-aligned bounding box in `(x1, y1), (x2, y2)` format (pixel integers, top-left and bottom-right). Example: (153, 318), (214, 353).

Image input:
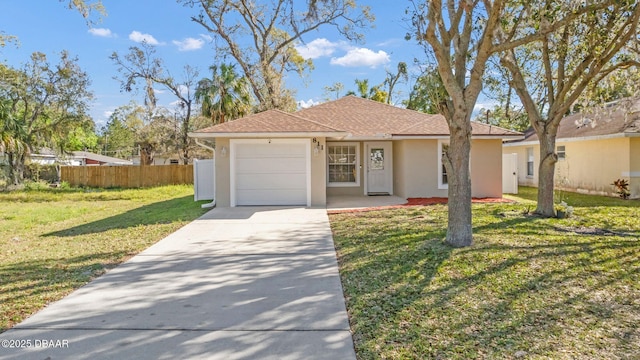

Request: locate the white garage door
(231, 139), (309, 206)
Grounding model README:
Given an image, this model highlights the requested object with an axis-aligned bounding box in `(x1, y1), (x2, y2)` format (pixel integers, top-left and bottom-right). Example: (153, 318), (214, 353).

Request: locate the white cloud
(103, 110), (114, 118)
(200, 33), (213, 42)
(376, 38), (404, 47)
(474, 103), (488, 112)
(472, 101), (501, 119)
(169, 99), (184, 107)
(298, 99), (321, 109)
(473, 101), (499, 112)
(129, 31), (161, 45)
(330, 48), (390, 68)
(173, 37), (204, 51)
(177, 84), (189, 96)
(88, 28), (114, 38)
(296, 38), (341, 59)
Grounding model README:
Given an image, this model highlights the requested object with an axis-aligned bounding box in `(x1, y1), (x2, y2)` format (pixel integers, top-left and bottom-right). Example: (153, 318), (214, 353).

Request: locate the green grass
(329, 187), (640, 359)
(0, 185), (209, 332)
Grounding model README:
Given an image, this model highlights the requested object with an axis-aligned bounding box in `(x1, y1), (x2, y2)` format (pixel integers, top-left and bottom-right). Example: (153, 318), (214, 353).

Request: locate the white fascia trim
(473, 135), (524, 140)
(388, 135), (449, 140)
(189, 132), (347, 139)
(503, 140), (538, 147)
(558, 133), (640, 142)
(337, 135), (394, 141)
(504, 132), (640, 147)
(390, 135), (523, 141)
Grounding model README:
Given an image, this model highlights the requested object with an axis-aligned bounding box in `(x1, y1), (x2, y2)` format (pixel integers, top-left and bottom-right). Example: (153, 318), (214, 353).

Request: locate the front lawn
(0, 185), (208, 332)
(329, 187), (640, 359)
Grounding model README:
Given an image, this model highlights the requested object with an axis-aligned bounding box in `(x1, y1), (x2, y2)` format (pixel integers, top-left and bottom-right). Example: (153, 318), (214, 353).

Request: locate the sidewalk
(0, 207), (355, 360)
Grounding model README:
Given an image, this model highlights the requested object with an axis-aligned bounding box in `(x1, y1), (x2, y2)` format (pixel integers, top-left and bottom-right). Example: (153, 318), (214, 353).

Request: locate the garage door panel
(235, 158), (306, 174)
(232, 141), (309, 206)
(236, 189), (307, 206)
(235, 143), (304, 157)
(236, 173), (306, 190)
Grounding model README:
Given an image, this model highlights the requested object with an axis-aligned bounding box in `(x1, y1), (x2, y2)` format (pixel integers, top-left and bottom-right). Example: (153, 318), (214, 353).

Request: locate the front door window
(370, 148), (384, 170)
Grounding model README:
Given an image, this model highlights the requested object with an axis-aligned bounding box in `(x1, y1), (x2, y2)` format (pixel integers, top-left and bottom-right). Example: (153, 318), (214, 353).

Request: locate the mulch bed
(328, 197), (514, 214)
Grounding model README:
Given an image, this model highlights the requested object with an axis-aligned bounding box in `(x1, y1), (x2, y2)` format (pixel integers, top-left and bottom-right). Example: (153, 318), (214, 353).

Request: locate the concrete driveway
(1, 207), (355, 360)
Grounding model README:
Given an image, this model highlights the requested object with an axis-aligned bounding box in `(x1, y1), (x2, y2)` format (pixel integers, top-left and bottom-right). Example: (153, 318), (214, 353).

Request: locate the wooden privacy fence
(61, 165), (194, 188)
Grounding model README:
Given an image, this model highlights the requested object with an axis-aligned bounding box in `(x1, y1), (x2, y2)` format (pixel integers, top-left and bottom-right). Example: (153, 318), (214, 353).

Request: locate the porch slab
(326, 195), (407, 211)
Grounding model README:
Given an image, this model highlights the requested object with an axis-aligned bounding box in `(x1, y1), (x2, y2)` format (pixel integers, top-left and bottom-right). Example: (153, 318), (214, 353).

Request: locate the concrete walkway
(327, 195), (407, 211)
(1, 207), (355, 360)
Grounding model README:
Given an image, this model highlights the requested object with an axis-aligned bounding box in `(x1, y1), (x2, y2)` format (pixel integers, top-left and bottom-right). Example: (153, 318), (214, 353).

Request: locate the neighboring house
(130, 156), (181, 165)
(30, 150), (133, 166)
(503, 99), (640, 198)
(189, 96), (523, 207)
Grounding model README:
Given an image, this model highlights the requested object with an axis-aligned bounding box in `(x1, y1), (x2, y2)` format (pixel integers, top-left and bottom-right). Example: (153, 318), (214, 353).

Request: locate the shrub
(24, 164), (59, 183)
(611, 178), (630, 199)
(23, 180), (52, 190)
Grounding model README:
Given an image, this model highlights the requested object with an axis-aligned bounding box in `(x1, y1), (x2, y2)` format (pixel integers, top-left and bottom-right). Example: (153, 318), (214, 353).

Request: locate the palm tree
(195, 64), (253, 125)
(0, 99), (29, 184)
(0, 100), (25, 155)
(346, 78), (387, 103)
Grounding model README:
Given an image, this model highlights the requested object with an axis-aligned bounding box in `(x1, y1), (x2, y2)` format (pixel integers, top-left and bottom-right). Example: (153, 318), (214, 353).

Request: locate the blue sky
(0, 1), (490, 129)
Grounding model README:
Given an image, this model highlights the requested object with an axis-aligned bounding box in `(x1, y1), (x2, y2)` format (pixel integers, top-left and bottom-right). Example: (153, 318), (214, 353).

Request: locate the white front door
(365, 142), (393, 195)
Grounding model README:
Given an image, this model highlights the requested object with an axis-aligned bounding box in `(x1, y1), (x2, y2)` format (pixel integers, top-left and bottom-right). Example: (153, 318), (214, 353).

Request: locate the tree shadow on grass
(2, 217), (355, 359)
(332, 208), (640, 359)
(430, 237), (640, 358)
(0, 251), (133, 332)
(43, 195), (209, 237)
(329, 209), (454, 358)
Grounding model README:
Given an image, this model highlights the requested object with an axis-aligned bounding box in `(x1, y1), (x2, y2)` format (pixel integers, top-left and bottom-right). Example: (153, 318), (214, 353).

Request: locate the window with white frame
(327, 142), (360, 186)
(527, 147), (534, 177)
(556, 145), (566, 160)
(438, 141), (449, 189)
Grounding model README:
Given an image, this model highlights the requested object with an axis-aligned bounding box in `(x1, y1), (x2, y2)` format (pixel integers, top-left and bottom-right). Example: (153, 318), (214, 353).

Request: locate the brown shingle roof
(523, 98), (640, 142)
(296, 96), (439, 137)
(193, 109), (343, 134)
(191, 96), (522, 138)
(396, 117), (522, 136)
(297, 96), (521, 137)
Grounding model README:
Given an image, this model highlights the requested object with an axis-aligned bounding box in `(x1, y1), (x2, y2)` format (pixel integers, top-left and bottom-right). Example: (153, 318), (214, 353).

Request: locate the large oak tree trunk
(446, 115), (473, 247)
(535, 126), (558, 217)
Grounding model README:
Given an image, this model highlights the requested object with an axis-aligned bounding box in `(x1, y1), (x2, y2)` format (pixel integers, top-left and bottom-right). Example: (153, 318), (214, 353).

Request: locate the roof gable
(71, 151), (133, 165)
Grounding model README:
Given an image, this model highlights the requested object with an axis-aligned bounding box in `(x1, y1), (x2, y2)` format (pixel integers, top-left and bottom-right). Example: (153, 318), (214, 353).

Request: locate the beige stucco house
(190, 96), (522, 207)
(503, 99), (640, 198)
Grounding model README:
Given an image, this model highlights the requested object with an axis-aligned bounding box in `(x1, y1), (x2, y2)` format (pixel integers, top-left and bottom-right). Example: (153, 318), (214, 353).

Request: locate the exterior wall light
(313, 137), (323, 156)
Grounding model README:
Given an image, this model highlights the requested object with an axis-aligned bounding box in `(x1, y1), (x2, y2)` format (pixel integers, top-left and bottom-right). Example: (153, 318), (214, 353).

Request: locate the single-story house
(29, 150), (133, 166)
(189, 96), (523, 207)
(503, 98), (640, 198)
(131, 155), (181, 165)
